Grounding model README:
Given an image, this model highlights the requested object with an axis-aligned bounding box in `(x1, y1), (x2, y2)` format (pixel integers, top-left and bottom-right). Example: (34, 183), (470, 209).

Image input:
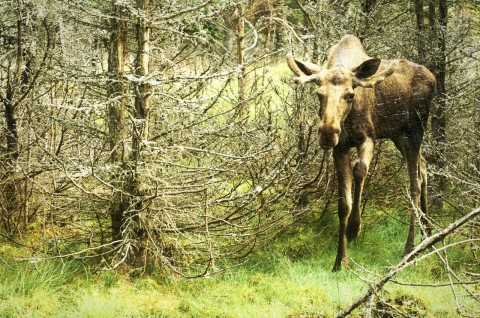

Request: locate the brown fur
(287, 35), (436, 271)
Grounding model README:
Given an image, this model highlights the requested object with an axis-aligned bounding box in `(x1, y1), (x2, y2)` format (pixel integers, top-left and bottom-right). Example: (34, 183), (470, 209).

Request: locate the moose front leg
(346, 138), (374, 241)
(333, 146), (353, 272)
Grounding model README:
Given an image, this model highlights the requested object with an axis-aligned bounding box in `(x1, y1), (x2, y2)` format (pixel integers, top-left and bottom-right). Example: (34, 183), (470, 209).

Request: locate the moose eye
(344, 92), (355, 102)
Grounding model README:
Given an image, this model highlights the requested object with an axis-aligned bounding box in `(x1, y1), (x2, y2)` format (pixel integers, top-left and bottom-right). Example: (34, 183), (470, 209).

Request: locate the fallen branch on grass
(336, 207), (480, 318)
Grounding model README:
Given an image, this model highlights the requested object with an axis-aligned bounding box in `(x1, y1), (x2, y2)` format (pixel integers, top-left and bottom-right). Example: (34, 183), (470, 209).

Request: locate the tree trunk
(413, 0), (427, 64)
(133, 0), (151, 160)
(1, 1), (33, 236)
(108, 1), (128, 242)
(236, 3), (247, 119)
(4, 87), (19, 164)
(130, 0), (152, 253)
(414, 0), (447, 213)
(430, 0), (447, 212)
(360, 0), (377, 37)
(220, 6), (237, 54)
(2, 89), (21, 235)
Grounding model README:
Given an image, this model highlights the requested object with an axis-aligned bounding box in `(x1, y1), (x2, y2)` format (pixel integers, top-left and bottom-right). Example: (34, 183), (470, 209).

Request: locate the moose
(287, 35), (436, 271)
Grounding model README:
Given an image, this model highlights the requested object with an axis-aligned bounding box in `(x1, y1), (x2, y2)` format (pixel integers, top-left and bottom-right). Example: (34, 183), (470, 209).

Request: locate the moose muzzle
(318, 122), (341, 149)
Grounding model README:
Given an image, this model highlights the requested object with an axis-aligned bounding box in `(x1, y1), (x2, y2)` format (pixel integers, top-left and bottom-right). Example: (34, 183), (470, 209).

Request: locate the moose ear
(352, 58), (381, 79)
(286, 53), (322, 76)
(295, 60), (322, 76)
(353, 59), (397, 88)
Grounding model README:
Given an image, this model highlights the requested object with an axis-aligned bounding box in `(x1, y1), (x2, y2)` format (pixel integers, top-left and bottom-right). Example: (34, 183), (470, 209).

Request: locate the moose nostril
(332, 125), (341, 134)
(319, 122), (341, 135)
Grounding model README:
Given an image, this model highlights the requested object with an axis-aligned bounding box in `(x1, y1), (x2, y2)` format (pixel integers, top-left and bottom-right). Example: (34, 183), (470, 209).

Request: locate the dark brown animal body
(287, 35), (436, 271)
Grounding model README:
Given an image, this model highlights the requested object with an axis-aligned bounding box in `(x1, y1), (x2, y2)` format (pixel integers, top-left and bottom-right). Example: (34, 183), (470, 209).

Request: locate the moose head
(286, 53), (397, 149)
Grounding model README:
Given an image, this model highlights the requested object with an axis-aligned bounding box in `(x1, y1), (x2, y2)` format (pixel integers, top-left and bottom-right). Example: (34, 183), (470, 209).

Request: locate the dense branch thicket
(0, 1), (478, 307)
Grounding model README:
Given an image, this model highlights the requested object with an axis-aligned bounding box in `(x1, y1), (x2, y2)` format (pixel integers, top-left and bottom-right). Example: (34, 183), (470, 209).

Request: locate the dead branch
(336, 207), (480, 318)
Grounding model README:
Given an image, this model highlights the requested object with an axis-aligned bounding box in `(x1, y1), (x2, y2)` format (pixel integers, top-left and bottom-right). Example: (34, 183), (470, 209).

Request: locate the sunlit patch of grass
(0, 260), (79, 318)
(74, 290), (122, 318)
(0, 208), (476, 317)
(0, 288), (62, 318)
(169, 262), (335, 318)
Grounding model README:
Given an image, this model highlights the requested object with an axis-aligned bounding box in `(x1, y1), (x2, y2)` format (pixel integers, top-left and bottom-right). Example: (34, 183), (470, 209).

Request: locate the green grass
(1, 211), (478, 317)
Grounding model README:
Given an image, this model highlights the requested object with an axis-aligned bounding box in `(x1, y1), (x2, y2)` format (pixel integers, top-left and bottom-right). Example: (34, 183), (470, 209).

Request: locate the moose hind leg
(394, 136), (423, 256)
(420, 155), (431, 237)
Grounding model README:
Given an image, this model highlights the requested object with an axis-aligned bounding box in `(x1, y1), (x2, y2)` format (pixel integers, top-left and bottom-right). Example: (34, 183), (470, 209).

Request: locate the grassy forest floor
(1, 209), (478, 318)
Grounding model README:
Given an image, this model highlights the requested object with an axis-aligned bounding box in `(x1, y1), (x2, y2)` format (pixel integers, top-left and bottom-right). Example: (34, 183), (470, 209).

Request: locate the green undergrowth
(1, 210), (478, 317)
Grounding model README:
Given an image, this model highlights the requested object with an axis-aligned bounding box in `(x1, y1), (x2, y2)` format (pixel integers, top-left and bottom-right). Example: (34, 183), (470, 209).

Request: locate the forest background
(0, 0), (479, 317)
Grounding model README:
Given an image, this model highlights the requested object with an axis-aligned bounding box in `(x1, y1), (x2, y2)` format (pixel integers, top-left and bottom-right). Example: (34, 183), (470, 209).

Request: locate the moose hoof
(332, 255), (348, 272)
(332, 260), (344, 272)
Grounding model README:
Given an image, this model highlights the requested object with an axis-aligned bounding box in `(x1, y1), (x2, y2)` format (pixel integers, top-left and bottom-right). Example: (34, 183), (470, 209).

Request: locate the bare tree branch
(336, 207), (480, 318)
